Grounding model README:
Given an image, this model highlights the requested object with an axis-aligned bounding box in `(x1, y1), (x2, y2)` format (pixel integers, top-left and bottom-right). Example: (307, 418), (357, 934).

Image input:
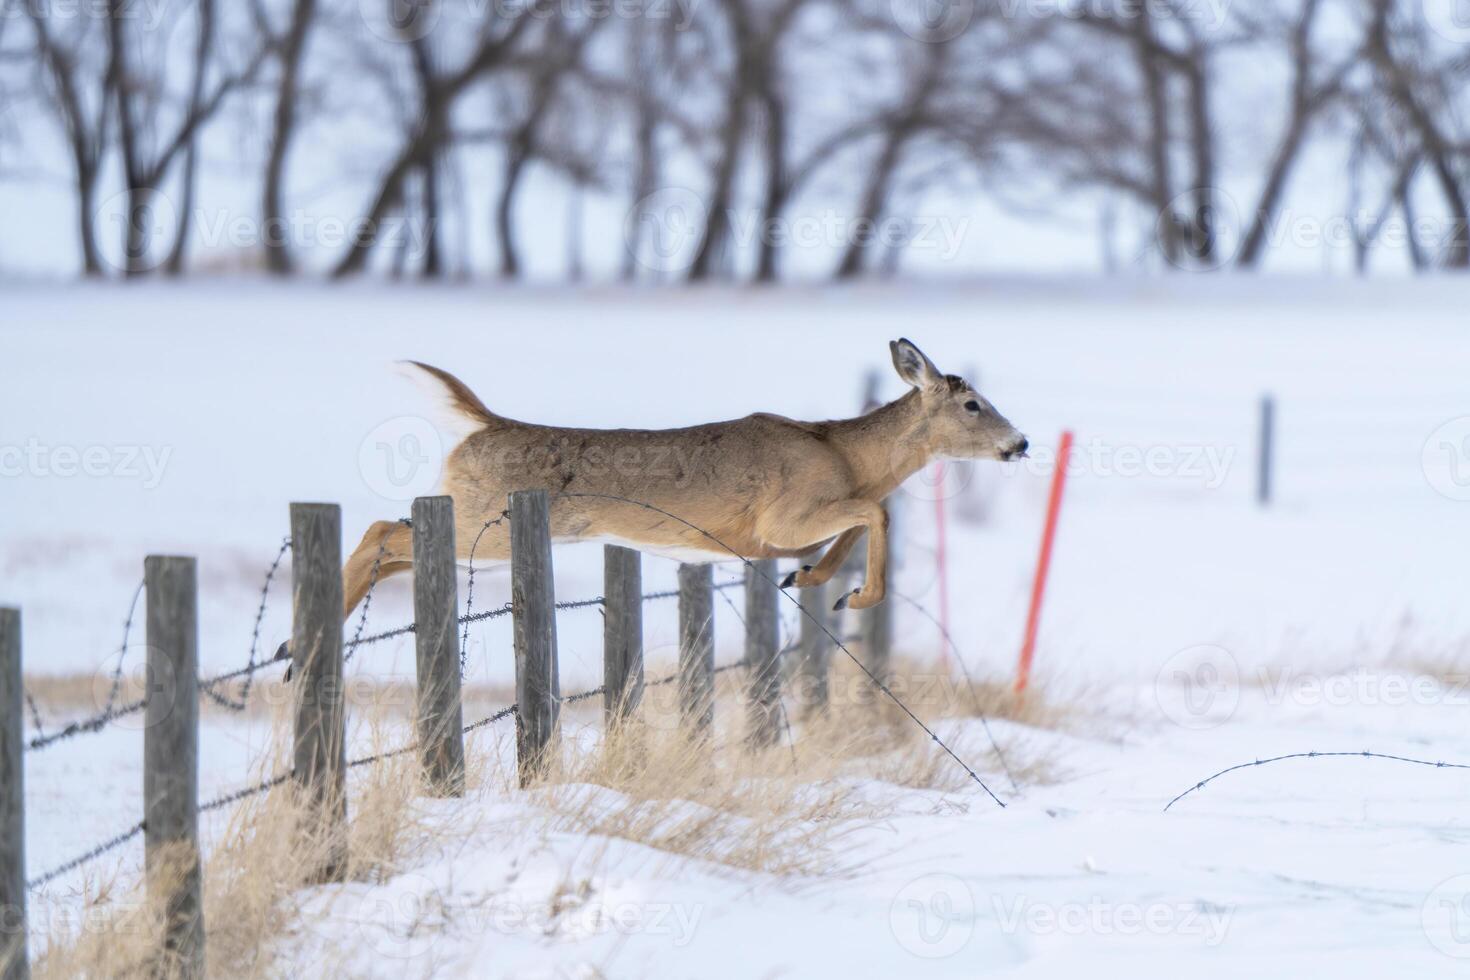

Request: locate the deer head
(890, 338), (1028, 462)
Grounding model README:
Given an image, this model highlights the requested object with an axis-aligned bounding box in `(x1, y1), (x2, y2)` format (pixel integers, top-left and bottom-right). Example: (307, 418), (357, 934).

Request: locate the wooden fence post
(0, 610), (27, 980)
(744, 559), (781, 748)
(143, 556), (203, 978)
(859, 565), (892, 684)
(796, 582), (832, 718)
(411, 496), (465, 797)
(677, 564), (715, 738)
(289, 503), (346, 882)
(510, 490), (560, 786)
(603, 545), (644, 729)
(1257, 393), (1275, 507)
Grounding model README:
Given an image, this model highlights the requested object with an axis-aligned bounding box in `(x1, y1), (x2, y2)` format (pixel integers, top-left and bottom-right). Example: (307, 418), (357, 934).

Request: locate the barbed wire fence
(13, 489), (1019, 926)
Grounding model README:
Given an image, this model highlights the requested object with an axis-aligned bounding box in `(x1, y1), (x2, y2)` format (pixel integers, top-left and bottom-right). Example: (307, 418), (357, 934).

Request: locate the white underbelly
(576, 534), (739, 564)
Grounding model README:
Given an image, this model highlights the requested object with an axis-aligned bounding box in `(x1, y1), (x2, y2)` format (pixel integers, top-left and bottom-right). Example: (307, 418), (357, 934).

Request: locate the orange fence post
(1015, 430), (1073, 694)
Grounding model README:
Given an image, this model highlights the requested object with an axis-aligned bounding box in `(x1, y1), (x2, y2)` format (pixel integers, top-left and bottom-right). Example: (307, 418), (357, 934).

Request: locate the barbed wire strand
(100, 579), (146, 717)
(23, 691), (46, 740)
(204, 537), (291, 711)
(889, 590), (1019, 794)
(1164, 750), (1470, 812)
(344, 519), (409, 665)
(27, 821), (146, 891)
(552, 492), (1006, 808)
(26, 647), (756, 889)
(460, 511), (511, 677)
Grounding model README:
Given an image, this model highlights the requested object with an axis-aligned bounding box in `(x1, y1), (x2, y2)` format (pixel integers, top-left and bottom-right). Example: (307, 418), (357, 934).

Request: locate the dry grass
(539, 723), (874, 878)
(30, 650), (1081, 976)
(534, 655), (1076, 878)
(32, 707), (444, 979)
(21, 673), (518, 725)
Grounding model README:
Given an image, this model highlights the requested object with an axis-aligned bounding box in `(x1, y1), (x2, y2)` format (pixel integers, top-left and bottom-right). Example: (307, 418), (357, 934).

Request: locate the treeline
(1, 0), (1467, 278)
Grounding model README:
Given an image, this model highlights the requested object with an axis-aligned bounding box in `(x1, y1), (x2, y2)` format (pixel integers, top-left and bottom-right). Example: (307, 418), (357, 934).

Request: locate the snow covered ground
(5, 278), (1470, 974)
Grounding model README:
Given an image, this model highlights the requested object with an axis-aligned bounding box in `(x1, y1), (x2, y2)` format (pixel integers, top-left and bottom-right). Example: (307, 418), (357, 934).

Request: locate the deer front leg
(761, 499), (888, 610)
(780, 527), (864, 590)
(838, 502), (888, 611)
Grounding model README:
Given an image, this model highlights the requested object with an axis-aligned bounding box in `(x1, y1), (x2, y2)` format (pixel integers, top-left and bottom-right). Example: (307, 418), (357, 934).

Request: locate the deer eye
(963, 400), (981, 413)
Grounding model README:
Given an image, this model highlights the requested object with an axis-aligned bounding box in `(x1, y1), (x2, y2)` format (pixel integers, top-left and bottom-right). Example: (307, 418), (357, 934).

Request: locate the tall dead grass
(33, 707), (443, 979)
(31, 648), (1077, 976)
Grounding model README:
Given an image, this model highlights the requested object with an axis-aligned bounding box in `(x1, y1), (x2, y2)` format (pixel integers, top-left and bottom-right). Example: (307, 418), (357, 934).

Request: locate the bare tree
(21, 7), (113, 275)
(256, 0), (319, 276)
(331, 2), (541, 278)
(106, 0), (266, 275)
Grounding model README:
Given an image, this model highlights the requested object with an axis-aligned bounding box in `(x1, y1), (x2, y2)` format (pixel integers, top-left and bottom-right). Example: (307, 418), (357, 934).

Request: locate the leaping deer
(344, 338), (1026, 616)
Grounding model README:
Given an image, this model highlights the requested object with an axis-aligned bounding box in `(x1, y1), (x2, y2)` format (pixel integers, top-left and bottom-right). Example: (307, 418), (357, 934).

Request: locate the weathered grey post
(0, 610), (27, 980)
(859, 570), (892, 683)
(677, 563), (715, 738)
(744, 559), (782, 748)
(289, 503), (346, 883)
(603, 545), (644, 728)
(1257, 394), (1275, 507)
(796, 582), (833, 718)
(411, 496), (465, 796)
(510, 490), (560, 786)
(143, 556), (204, 978)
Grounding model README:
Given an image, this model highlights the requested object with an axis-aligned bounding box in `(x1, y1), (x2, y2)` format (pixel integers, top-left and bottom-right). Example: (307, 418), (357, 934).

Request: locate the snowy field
(5, 279), (1470, 975)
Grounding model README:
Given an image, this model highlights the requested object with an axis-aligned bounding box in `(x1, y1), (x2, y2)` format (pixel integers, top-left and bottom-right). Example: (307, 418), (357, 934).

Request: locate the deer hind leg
(277, 519), (414, 676)
(760, 499), (888, 610)
(343, 519), (416, 618)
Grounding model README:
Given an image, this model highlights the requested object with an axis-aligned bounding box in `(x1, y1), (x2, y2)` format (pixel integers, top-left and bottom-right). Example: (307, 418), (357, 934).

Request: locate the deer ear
(890, 338), (943, 390)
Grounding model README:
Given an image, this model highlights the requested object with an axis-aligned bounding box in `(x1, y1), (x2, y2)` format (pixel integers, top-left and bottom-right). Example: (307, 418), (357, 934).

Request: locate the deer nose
(1002, 436), (1028, 461)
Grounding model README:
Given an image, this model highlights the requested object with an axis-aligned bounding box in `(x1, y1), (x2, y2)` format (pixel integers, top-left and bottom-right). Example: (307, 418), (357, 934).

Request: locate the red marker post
(1015, 430), (1073, 695)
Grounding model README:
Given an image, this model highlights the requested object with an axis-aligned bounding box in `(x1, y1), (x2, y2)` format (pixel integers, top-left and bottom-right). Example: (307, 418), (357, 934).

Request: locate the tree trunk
(1135, 11), (1177, 266)
(332, 129), (431, 278)
(753, 87), (787, 283)
(164, 141), (198, 276)
(421, 157), (442, 279)
(1237, 111), (1309, 268)
(76, 163), (103, 277)
(687, 90), (746, 282)
(834, 129), (903, 280)
(1183, 59), (1215, 265)
(263, 0), (318, 276)
(496, 148), (528, 279)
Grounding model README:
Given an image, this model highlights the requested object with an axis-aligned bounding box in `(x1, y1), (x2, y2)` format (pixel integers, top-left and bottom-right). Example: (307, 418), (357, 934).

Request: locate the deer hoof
(276, 641), (294, 682)
(780, 565), (814, 590)
(833, 588), (859, 611)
